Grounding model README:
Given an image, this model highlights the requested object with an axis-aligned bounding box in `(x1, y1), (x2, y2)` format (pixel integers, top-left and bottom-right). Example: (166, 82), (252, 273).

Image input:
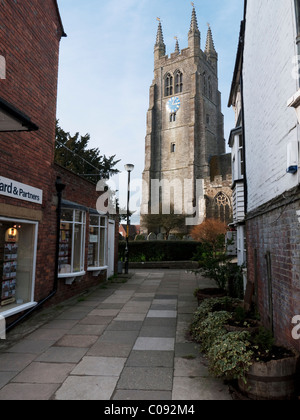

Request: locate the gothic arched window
(175, 71), (183, 94)
(165, 73), (173, 97)
(214, 192), (232, 223)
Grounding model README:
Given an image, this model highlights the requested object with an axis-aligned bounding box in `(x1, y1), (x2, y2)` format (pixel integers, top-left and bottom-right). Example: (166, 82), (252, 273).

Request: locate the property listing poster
(1, 241), (18, 306)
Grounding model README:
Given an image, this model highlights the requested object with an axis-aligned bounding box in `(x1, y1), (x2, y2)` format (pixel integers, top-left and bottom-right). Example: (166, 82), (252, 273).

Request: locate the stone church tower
(141, 7), (232, 234)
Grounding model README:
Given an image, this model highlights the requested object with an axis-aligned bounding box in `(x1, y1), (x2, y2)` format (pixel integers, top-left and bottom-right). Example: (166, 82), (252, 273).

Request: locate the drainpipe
(6, 177), (66, 332)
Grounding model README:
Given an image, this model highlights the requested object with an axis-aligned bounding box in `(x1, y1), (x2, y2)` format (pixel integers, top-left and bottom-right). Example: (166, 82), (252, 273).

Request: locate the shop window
(88, 215), (108, 269)
(58, 209), (86, 277)
(0, 218), (38, 316)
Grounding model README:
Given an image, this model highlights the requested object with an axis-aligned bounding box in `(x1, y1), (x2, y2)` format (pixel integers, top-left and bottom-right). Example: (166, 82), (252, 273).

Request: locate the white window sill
(58, 271), (86, 285)
(87, 266), (108, 277)
(1, 302), (37, 319)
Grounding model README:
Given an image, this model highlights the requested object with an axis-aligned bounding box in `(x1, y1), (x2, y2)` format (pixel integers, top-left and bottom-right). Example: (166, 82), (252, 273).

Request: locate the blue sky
(56, 0), (244, 219)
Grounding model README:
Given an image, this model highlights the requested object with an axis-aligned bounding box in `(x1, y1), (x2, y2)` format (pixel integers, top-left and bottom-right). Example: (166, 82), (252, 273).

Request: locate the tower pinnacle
(205, 25), (217, 55)
(188, 6), (201, 52)
(174, 37), (180, 54)
(189, 6), (199, 33)
(154, 19), (166, 61)
(205, 25), (218, 71)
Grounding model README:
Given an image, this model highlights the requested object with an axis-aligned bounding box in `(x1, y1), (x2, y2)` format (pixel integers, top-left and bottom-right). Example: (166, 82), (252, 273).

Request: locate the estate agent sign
(0, 176), (43, 205)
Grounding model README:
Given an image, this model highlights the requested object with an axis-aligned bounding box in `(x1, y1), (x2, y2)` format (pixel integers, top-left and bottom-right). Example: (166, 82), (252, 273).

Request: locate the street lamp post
(124, 164), (134, 274)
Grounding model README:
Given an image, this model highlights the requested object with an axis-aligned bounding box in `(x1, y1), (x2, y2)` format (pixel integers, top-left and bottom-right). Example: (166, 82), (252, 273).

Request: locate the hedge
(118, 241), (202, 262)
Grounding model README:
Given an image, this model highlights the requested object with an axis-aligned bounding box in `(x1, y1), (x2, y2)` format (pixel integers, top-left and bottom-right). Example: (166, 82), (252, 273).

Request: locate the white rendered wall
(243, 0), (300, 212)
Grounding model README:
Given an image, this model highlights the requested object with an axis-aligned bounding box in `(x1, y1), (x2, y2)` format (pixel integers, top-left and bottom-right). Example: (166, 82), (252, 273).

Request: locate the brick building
(0, 0), (117, 328)
(230, 0), (300, 351)
(141, 7), (232, 233)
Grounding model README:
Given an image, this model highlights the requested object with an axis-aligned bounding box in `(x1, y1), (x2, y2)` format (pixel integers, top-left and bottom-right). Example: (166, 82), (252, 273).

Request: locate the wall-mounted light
(5, 227), (19, 242)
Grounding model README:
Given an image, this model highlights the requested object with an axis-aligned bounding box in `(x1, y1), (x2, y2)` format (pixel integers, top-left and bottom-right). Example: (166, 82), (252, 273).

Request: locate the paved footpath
(0, 270), (232, 400)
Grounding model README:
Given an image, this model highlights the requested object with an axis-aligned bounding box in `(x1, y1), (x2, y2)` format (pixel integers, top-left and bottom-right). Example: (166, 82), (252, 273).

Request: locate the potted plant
(224, 306), (261, 334)
(190, 299), (299, 400)
(238, 327), (298, 400)
(207, 330), (255, 384)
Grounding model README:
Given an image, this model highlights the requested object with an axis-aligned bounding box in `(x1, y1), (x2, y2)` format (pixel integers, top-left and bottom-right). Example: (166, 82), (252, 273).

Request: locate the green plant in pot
(207, 330), (254, 384)
(191, 311), (232, 354)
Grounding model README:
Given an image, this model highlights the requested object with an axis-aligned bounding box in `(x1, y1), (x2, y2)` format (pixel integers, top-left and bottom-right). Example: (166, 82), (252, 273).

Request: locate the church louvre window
(165, 74), (173, 97)
(175, 71), (183, 94)
(170, 113), (176, 123)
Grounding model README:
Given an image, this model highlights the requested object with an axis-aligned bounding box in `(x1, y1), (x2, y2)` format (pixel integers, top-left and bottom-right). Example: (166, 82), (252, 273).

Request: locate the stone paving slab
(112, 390), (172, 400)
(0, 269), (232, 401)
(133, 337), (175, 352)
(117, 367), (173, 391)
(54, 376), (119, 400)
(0, 383), (60, 400)
(36, 347), (88, 363)
(71, 356), (126, 376)
(11, 362), (74, 384)
(126, 351), (174, 368)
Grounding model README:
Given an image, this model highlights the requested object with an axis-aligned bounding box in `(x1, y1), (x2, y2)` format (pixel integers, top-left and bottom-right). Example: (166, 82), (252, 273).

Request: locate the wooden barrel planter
(238, 353), (298, 400)
(225, 320), (261, 334)
(195, 288), (227, 305)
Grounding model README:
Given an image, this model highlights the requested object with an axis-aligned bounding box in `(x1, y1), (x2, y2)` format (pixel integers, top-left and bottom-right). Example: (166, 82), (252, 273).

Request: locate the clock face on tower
(166, 97), (181, 113)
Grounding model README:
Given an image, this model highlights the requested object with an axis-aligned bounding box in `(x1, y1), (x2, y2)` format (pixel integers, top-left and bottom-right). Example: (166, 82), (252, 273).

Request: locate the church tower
(141, 7), (227, 232)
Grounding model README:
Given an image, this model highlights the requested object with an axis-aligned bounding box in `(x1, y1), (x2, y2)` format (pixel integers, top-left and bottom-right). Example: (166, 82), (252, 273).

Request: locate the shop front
(0, 176), (43, 319)
(0, 217), (38, 318)
(57, 200), (110, 285)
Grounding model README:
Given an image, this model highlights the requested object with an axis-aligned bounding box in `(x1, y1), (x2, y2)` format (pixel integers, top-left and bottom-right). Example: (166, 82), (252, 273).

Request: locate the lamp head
(124, 164), (135, 173)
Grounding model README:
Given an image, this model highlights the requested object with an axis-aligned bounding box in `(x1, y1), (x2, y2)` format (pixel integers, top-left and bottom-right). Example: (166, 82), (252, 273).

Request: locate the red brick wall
(0, 1), (64, 305)
(49, 164), (113, 305)
(246, 198), (300, 352)
(0, 1), (115, 315)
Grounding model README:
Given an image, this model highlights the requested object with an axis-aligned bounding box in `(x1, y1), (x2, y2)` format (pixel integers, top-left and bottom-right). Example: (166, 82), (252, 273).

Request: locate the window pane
(100, 217), (107, 227)
(73, 224), (83, 272)
(61, 209), (73, 222)
(90, 216), (99, 227)
(99, 227), (106, 266)
(0, 221), (36, 313)
(296, 0), (300, 35)
(59, 222), (72, 274)
(75, 210), (82, 223)
(88, 226), (99, 267)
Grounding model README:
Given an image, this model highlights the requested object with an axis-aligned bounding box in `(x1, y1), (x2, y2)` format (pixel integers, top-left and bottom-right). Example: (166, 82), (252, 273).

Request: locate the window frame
(87, 214), (108, 271)
(58, 209), (86, 279)
(295, 0), (300, 39)
(0, 217), (38, 318)
(238, 134), (245, 179)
